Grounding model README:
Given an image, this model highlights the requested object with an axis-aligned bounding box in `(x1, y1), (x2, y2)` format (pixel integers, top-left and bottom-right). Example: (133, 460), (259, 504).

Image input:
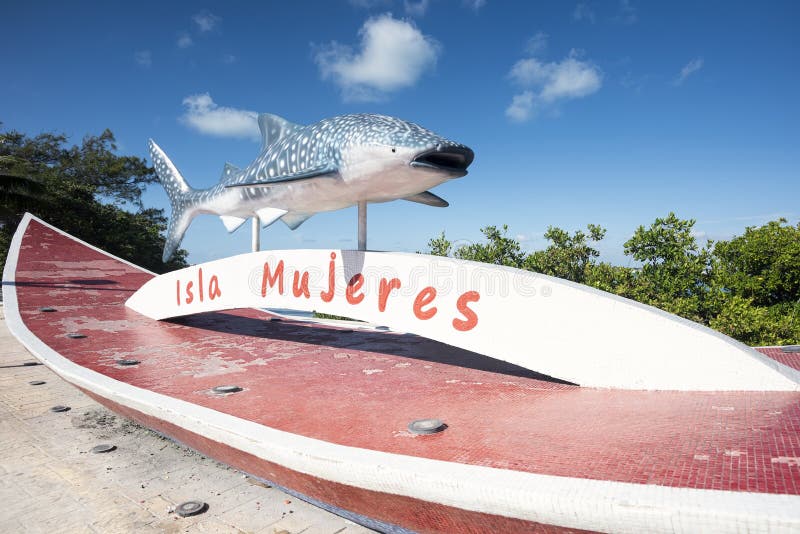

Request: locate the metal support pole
(251, 216), (260, 252)
(357, 201), (367, 251)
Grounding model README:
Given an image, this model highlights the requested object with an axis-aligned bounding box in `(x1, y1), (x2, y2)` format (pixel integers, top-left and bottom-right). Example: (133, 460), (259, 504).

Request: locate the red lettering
(346, 274), (365, 305)
(453, 291), (480, 331)
(320, 252), (337, 302)
(209, 275), (222, 300)
(261, 260), (285, 297)
(176, 279), (181, 306)
(185, 281), (194, 304)
(198, 268), (204, 302)
(413, 286), (438, 320)
(292, 271), (310, 298)
(378, 278), (402, 312)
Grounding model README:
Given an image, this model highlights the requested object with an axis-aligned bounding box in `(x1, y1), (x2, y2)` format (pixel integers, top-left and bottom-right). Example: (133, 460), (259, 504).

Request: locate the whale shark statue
(149, 113), (474, 261)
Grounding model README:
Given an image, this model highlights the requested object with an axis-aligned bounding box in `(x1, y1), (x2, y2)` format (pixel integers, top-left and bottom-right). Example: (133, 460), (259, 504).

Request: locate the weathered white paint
(5, 213), (800, 533)
(125, 245), (800, 391)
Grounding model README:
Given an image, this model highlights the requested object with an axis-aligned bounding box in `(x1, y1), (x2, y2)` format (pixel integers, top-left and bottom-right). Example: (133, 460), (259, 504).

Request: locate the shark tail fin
(148, 139), (198, 262)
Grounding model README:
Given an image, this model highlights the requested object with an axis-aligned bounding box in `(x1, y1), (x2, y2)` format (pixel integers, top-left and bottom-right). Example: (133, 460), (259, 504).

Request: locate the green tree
(453, 225), (526, 268)
(584, 262), (637, 297)
(0, 126), (187, 273)
(525, 224), (606, 283)
(0, 169), (48, 220)
(623, 212), (712, 322)
(709, 296), (800, 346)
(713, 219), (800, 307)
(425, 231), (453, 257)
(1, 129), (156, 207)
(708, 219), (800, 345)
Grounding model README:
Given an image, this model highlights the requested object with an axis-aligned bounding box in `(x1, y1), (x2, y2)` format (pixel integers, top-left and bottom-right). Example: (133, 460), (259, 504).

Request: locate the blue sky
(2, 1), (798, 265)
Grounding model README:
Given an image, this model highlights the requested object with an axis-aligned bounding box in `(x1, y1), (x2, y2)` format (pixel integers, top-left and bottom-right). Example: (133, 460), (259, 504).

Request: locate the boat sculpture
(4, 214), (800, 533)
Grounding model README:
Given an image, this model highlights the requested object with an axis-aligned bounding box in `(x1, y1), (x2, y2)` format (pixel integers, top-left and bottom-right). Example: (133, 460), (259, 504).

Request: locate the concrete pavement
(0, 309), (375, 534)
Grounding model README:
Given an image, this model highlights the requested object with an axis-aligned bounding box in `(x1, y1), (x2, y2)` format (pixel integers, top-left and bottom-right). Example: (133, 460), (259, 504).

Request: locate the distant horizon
(2, 1), (797, 265)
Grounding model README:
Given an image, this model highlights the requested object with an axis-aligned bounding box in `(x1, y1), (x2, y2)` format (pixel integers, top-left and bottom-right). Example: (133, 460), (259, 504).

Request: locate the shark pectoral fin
(223, 164), (339, 188)
(255, 207), (288, 227)
(403, 191), (449, 208)
(281, 212), (312, 230)
(221, 162), (242, 181)
(220, 215), (248, 233)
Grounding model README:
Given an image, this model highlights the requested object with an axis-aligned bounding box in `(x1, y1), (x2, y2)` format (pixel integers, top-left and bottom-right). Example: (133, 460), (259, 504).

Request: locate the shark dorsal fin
(258, 113), (302, 151)
(221, 162), (241, 180)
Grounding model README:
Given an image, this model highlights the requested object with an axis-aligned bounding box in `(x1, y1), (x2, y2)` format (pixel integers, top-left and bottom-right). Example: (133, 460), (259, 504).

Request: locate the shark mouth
(410, 146), (474, 176)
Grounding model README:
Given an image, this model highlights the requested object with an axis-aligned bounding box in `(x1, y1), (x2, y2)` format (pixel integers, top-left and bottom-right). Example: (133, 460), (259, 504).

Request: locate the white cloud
(177, 32), (193, 49)
(516, 233), (533, 243)
(314, 14), (440, 101)
(614, 0), (638, 25)
(464, 0), (486, 10)
(179, 93), (259, 140)
(505, 91), (534, 122)
(404, 0), (430, 16)
(506, 51), (602, 122)
(674, 57), (704, 86)
(134, 50), (152, 67)
(222, 54), (237, 64)
(349, 0), (390, 7)
(510, 54), (602, 101)
(620, 71), (647, 93)
(192, 10), (221, 32)
(525, 31), (548, 56)
(573, 3), (595, 23)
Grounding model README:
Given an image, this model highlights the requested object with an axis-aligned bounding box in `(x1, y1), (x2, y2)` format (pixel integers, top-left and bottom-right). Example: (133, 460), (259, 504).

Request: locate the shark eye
(391, 147), (396, 153)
